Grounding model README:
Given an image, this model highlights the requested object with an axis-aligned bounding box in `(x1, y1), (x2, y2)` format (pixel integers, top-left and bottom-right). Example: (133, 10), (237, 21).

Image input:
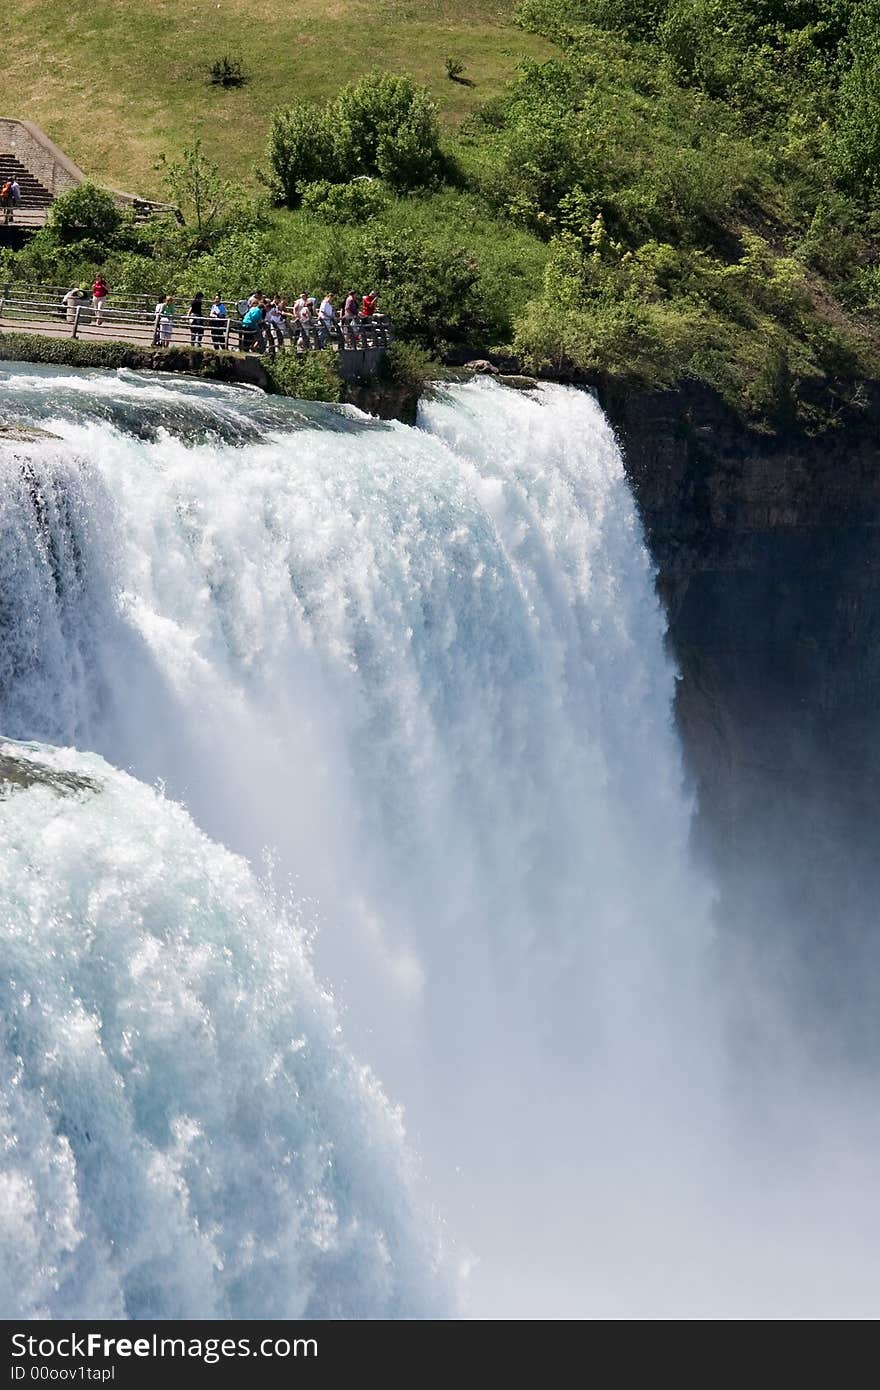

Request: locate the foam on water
(0, 738), (450, 1319)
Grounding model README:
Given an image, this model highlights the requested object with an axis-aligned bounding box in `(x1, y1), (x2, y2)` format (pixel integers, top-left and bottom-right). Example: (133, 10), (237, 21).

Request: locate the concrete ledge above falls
(334, 346), (387, 382)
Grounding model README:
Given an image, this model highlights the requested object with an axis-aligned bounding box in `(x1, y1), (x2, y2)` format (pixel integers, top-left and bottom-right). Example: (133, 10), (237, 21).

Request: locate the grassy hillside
(6, 0), (552, 194)
(5, 0), (880, 426)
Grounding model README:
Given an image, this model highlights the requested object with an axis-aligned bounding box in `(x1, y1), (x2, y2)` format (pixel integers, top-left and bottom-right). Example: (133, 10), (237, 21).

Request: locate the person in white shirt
(62, 286), (85, 325)
(318, 294), (335, 346)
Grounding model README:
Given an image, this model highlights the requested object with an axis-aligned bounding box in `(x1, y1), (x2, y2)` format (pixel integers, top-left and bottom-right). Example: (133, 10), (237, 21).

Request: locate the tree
(158, 139), (236, 247)
(335, 73), (443, 189)
(50, 183), (123, 247)
(834, 1), (880, 189)
(352, 228), (487, 352)
(266, 104), (340, 206)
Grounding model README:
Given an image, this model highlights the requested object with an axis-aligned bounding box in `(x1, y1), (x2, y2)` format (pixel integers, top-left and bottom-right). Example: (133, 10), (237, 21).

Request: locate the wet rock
(0, 420), (61, 444)
(0, 745), (100, 797)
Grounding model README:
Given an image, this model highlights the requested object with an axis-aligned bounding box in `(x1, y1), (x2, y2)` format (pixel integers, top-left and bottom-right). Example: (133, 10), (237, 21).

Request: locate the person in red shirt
(361, 290), (378, 318)
(92, 274), (109, 326)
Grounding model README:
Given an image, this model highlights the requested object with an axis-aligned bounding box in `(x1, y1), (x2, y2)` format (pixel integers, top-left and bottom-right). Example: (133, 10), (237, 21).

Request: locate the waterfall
(2, 363), (876, 1317)
(0, 739), (450, 1319)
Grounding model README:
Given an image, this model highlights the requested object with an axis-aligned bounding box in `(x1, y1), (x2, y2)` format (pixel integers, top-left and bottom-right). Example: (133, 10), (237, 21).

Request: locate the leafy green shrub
(833, 1), (880, 189)
(351, 227), (487, 353)
(379, 340), (438, 391)
(269, 74), (442, 205)
(516, 0), (666, 42)
(263, 349), (343, 401)
(445, 57), (466, 81)
(335, 73), (444, 191)
(300, 179), (388, 224)
(267, 104), (341, 206)
(188, 230), (275, 299)
(50, 183), (123, 248)
(744, 339), (798, 429)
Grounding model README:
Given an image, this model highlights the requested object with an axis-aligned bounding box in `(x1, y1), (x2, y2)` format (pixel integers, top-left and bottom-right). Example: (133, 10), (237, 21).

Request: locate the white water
(2, 365), (878, 1317)
(0, 740), (449, 1319)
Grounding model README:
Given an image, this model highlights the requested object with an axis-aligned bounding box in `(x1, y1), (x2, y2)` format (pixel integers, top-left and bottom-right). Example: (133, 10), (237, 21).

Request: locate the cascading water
(0, 739), (449, 1319)
(2, 362), (878, 1318)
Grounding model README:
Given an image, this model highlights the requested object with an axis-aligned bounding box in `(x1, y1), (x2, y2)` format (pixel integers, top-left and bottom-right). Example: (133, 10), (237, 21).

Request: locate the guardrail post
(0, 297), (4, 321)
(224, 317), (231, 351)
(71, 306), (81, 339)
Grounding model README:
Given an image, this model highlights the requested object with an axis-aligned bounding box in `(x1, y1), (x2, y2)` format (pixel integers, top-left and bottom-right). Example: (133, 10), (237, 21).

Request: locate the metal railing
(0, 292), (393, 356)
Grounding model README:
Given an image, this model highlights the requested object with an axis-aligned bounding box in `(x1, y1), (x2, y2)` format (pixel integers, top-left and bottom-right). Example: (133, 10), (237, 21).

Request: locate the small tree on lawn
(158, 139), (235, 248)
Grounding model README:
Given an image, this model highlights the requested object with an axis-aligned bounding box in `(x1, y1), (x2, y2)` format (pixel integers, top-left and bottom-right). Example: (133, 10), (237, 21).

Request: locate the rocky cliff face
(603, 380), (880, 1051)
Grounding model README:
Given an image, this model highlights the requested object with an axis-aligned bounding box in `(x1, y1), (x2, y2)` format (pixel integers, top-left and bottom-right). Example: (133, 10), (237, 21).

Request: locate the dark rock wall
(602, 380), (880, 1047)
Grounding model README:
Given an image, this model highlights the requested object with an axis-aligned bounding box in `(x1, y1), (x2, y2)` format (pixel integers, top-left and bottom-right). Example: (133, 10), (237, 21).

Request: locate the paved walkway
(0, 314), (236, 351)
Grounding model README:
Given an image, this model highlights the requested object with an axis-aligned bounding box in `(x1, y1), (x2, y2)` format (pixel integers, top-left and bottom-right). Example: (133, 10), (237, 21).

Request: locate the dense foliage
(5, 2), (880, 422)
(268, 73), (443, 204)
(50, 184), (124, 247)
(468, 0), (880, 420)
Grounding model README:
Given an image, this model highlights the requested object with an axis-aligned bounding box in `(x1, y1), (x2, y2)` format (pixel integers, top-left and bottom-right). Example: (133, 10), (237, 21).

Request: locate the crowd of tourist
(58, 278), (384, 353)
(174, 288), (383, 354)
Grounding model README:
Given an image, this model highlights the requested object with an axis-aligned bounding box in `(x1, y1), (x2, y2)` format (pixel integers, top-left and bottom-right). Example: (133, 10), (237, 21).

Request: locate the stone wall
(0, 119), (85, 195)
(335, 346), (387, 382)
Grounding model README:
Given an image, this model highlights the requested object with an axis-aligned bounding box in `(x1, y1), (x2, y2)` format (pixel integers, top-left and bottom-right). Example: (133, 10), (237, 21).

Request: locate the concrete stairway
(0, 154), (52, 227)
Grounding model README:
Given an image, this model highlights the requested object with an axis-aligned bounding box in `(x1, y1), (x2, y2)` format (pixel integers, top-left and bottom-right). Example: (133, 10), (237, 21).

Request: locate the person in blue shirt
(209, 292), (228, 349)
(241, 296), (265, 352)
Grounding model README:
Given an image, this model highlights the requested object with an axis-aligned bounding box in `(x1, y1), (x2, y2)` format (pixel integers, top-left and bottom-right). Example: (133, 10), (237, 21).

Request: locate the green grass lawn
(7, 0), (553, 196)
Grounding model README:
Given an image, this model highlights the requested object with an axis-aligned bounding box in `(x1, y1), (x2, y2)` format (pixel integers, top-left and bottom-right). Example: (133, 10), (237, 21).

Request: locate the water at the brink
(1, 364), (877, 1318)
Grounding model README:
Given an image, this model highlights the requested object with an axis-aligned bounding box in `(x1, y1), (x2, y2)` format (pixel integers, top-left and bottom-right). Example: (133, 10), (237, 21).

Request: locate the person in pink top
(92, 274), (109, 326)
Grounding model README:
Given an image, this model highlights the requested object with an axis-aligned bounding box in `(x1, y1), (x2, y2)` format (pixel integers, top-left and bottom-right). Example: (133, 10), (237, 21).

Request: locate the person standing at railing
(156, 294), (174, 347)
(235, 297), (250, 350)
(9, 179), (21, 222)
(289, 291), (307, 348)
(152, 295), (165, 346)
(297, 294), (315, 349)
(62, 285), (85, 324)
(188, 291), (205, 347)
(318, 293), (335, 347)
(343, 290), (361, 348)
(92, 274), (109, 327)
(360, 290), (379, 346)
(264, 296), (286, 356)
(277, 296), (294, 349)
(241, 296), (265, 352)
(0, 180), (12, 224)
(209, 292), (227, 349)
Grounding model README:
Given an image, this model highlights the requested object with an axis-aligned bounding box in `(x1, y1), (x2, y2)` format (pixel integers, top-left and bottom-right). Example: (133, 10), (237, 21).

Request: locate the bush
(188, 230), (275, 300)
(515, 0), (666, 42)
(379, 340), (439, 392)
(445, 57), (466, 82)
(262, 349), (343, 401)
(209, 54), (247, 88)
(50, 183), (123, 248)
(335, 73), (444, 191)
(267, 104), (341, 206)
(833, 1), (880, 189)
(300, 179), (388, 224)
(352, 227), (487, 353)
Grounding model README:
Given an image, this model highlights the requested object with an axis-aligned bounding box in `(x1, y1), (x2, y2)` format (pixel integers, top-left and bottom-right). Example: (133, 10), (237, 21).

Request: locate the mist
(1, 364), (877, 1317)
